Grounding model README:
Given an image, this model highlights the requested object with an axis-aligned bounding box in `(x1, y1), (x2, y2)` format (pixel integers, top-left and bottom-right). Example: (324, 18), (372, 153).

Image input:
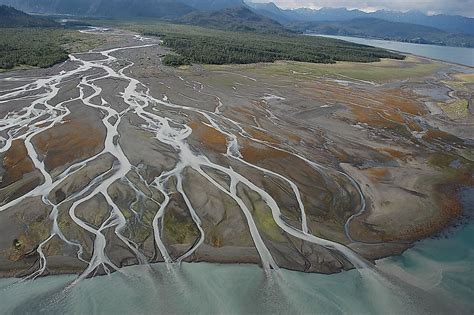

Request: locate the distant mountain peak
(246, 2), (474, 35)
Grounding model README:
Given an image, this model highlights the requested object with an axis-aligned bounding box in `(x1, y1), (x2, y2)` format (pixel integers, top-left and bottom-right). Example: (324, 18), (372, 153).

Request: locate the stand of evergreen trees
(137, 23), (405, 66)
(0, 28), (69, 69)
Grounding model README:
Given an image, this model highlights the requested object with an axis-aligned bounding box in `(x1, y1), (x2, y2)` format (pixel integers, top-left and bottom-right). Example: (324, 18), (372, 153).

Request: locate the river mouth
(1, 229), (473, 315)
(0, 27), (473, 313)
(2, 188), (472, 313)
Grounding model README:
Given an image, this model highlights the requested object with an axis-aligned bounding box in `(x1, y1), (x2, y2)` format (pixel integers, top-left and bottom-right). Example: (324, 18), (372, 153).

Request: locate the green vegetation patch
(454, 73), (474, 83)
(0, 28), (103, 70)
(204, 56), (442, 82)
(163, 54), (191, 67)
(438, 99), (469, 120)
(130, 22), (404, 66)
(163, 208), (200, 244)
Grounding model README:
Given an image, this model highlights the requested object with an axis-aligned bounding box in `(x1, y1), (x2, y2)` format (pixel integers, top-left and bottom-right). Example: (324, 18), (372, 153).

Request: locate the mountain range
(1, 0), (473, 47)
(1, 0), (472, 35)
(294, 18), (474, 47)
(247, 2), (474, 36)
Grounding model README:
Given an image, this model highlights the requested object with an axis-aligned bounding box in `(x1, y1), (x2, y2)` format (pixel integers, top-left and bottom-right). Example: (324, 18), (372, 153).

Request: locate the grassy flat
(203, 56), (443, 82)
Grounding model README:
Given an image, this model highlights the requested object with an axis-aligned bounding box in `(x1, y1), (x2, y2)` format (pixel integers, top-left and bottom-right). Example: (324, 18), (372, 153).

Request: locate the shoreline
(308, 33), (474, 68)
(0, 183), (469, 279)
(0, 197), (469, 280)
(305, 32), (474, 50)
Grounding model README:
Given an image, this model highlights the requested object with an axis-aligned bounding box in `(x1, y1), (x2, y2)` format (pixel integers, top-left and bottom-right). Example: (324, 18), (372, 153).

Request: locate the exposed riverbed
(0, 28), (473, 314)
(0, 187), (472, 314)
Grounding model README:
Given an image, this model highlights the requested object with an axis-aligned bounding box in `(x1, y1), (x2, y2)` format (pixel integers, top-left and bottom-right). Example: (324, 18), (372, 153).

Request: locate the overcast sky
(250, 0), (474, 17)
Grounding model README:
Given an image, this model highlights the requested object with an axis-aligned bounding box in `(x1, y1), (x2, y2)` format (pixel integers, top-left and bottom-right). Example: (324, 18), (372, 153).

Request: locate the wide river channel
(311, 34), (474, 67)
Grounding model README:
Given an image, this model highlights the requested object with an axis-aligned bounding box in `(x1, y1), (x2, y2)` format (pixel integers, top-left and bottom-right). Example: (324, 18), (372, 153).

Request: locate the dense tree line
(138, 23), (404, 66)
(162, 54), (191, 66)
(0, 28), (70, 69)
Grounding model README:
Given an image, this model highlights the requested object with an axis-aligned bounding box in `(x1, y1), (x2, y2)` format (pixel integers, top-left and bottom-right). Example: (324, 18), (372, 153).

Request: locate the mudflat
(0, 29), (472, 278)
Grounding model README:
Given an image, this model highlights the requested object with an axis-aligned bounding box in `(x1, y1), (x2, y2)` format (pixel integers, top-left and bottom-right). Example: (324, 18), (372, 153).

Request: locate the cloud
(250, 0), (474, 17)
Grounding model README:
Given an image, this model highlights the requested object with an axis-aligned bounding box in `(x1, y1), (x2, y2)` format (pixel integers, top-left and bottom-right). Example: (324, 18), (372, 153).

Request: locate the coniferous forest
(135, 23), (405, 66)
(0, 28), (69, 69)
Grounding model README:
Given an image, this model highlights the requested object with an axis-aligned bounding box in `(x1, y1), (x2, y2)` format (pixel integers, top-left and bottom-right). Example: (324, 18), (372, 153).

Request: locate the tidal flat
(0, 28), (472, 280)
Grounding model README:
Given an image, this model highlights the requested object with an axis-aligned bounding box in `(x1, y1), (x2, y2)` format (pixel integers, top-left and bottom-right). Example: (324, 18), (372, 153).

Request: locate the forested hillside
(178, 6), (289, 33)
(246, 2), (474, 36)
(0, 5), (58, 27)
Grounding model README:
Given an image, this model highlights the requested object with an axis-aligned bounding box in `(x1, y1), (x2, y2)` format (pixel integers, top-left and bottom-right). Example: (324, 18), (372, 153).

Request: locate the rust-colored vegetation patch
(301, 82), (425, 131)
(367, 167), (390, 181)
(384, 174), (473, 242)
(382, 91), (426, 116)
(0, 140), (35, 188)
(247, 127), (279, 143)
(378, 148), (411, 161)
(405, 120), (424, 132)
(240, 140), (289, 163)
(230, 105), (258, 124)
(352, 106), (403, 129)
(287, 132), (302, 143)
(210, 233), (223, 248)
(189, 120), (227, 153)
(231, 105), (254, 116)
(328, 147), (351, 163)
(33, 121), (104, 172)
(351, 91), (424, 130)
(423, 128), (462, 144)
(388, 190), (461, 242)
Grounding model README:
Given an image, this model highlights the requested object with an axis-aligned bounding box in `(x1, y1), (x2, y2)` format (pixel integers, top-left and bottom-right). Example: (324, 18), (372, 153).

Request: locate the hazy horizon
(250, 0), (474, 18)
